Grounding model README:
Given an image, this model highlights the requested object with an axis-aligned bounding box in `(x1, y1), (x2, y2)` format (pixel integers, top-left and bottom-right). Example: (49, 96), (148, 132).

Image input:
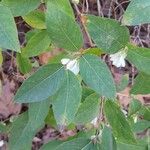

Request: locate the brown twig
(74, 4), (94, 48)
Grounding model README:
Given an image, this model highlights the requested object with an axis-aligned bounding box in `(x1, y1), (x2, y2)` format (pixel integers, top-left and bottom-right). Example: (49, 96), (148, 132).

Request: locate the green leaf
(86, 15), (129, 54)
(100, 126), (117, 150)
(0, 5), (20, 52)
(122, 0), (150, 25)
(117, 142), (147, 150)
(81, 87), (94, 102)
(116, 74), (129, 92)
(76, 129), (96, 139)
(137, 137), (149, 148)
(15, 64), (66, 103)
(41, 138), (90, 150)
(48, 51), (67, 64)
(28, 98), (50, 129)
(128, 99), (142, 116)
(0, 50), (3, 67)
(83, 48), (104, 56)
(74, 93), (100, 124)
(16, 52), (32, 74)
(23, 30), (51, 57)
(79, 54), (116, 99)
(46, 0), (83, 51)
(104, 100), (136, 144)
(25, 29), (40, 42)
(23, 10), (46, 29)
(52, 70), (82, 125)
(132, 120), (150, 133)
(0, 123), (7, 133)
(10, 124), (35, 150)
(9, 99), (50, 150)
(2, 0), (41, 17)
(127, 44), (150, 75)
(9, 112), (33, 150)
(46, 0), (75, 19)
(45, 108), (57, 128)
(40, 141), (63, 150)
(81, 142), (100, 150)
(138, 107), (150, 121)
(131, 73), (150, 94)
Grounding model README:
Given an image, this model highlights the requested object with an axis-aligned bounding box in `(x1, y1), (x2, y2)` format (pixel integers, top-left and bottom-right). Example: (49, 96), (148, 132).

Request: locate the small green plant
(0, 0), (150, 150)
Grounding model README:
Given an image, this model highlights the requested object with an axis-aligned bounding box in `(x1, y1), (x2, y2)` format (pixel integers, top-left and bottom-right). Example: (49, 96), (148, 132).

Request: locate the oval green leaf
(100, 126), (117, 150)
(41, 138), (90, 150)
(52, 70), (82, 125)
(79, 54), (116, 99)
(16, 53), (32, 74)
(104, 100), (136, 144)
(2, 0), (41, 17)
(15, 64), (66, 103)
(74, 93), (100, 124)
(117, 142), (147, 150)
(132, 120), (150, 133)
(23, 10), (46, 29)
(131, 73), (150, 95)
(9, 99), (50, 150)
(127, 44), (150, 75)
(86, 15), (129, 54)
(128, 99), (142, 116)
(22, 30), (51, 57)
(0, 5), (20, 52)
(122, 0), (150, 25)
(46, 0), (83, 51)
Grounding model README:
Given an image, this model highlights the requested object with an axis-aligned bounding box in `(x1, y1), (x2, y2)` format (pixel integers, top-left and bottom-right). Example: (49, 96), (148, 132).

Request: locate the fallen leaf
(0, 79), (21, 119)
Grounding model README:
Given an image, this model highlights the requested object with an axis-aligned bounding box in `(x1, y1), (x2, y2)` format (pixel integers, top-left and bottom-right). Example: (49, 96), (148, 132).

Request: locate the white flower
(72, 0), (80, 4)
(61, 58), (79, 75)
(90, 117), (98, 126)
(134, 116), (138, 123)
(90, 135), (96, 140)
(110, 48), (127, 68)
(10, 116), (16, 123)
(121, 109), (128, 117)
(0, 140), (4, 147)
(61, 58), (70, 65)
(91, 130), (102, 140)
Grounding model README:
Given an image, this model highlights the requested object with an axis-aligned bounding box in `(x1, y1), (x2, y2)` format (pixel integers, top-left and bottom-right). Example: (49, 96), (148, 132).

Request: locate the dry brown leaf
(39, 47), (63, 65)
(118, 87), (131, 108)
(118, 86), (150, 108)
(39, 52), (53, 65)
(0, 79), (21, 119)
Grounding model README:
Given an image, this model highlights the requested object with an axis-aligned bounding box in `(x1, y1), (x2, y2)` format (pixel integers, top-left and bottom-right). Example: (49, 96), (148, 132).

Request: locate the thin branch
(74, 4), (94, 48)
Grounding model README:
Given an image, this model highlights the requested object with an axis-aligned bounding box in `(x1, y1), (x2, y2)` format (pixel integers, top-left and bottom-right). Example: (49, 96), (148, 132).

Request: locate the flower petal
(0, 140), (4, 147)
(110, 49), (127, 68)
(61, 58), (70, 65)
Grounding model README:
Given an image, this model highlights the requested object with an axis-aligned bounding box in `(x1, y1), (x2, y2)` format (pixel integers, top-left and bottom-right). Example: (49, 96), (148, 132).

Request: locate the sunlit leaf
(23, 10), (46, 29)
